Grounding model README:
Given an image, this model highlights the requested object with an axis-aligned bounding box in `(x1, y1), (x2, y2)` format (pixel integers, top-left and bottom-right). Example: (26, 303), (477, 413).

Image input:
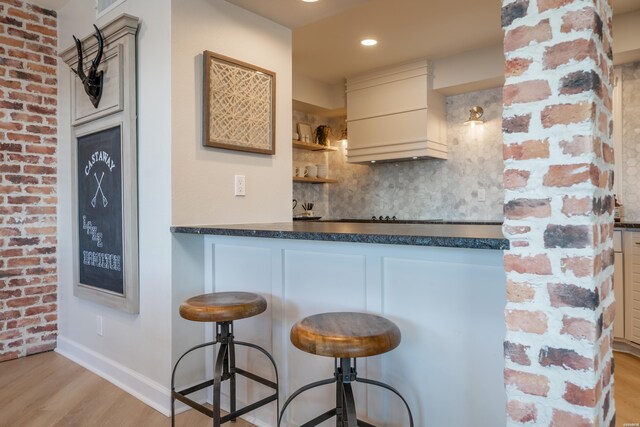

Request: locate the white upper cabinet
(346, 60), (447, 163)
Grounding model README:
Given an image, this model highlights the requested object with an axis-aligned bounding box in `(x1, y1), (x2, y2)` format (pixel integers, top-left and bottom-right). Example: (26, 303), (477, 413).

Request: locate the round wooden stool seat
(179, 291), (267, 323)
(290, 312), (401, 358)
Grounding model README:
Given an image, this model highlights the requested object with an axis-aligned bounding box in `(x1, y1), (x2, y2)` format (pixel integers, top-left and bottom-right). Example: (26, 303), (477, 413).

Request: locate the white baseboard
(56, 335), (175, 416)
(55, 336), (275, 424)
(613, 339), (640, 358)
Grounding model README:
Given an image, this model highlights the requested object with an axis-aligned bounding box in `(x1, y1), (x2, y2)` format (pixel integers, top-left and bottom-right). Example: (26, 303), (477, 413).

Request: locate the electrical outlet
(234, 175), (246, 196)
(96, 315), (103, 336)
(478, 189), (486, 202)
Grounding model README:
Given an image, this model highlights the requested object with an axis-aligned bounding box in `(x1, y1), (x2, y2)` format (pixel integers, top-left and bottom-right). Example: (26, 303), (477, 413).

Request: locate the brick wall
(0, 0), (57, 362)
(502, 0), (615, 425)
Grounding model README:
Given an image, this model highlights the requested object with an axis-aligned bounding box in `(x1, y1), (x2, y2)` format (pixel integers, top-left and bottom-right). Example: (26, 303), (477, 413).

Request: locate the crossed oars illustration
(91, 172), (108, 208)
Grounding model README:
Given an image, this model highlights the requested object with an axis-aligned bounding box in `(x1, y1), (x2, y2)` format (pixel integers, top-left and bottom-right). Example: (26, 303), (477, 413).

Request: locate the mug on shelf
(305, 164), (318, 178)
(296, 165), (308, 177)
(316, 164), (328, 178)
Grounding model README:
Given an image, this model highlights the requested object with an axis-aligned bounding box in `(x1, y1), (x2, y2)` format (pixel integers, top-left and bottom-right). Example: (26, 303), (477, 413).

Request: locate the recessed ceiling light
(302, 0), (319, 2)
(361, 39), (378, 46)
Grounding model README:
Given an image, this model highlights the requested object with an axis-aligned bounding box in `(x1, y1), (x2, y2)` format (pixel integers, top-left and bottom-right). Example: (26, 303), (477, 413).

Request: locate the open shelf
(293, 177), (338, 184)
(292, 140), (338, 152)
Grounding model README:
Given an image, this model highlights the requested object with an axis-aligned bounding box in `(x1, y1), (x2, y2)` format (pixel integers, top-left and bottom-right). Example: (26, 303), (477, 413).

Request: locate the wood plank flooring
(615, 351), (640, 425)
(0, 350), (638, 425)
(0, 351), (254, 427)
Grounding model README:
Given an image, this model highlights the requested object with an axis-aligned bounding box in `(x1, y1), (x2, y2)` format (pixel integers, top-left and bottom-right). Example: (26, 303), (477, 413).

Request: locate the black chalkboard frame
(71, 119), (139, 314)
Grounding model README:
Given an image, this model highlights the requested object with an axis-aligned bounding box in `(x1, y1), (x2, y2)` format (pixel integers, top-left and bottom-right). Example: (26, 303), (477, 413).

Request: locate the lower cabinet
(614, 230), (624, 339)
(624, 231), (640, 344)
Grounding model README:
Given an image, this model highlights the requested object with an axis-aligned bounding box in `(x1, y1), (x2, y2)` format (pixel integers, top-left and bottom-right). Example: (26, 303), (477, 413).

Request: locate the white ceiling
(227, 0), (640, 84)
(30, 0), (640, 86)
(225, 0), (370, 29)
(30, 0), (69, 10)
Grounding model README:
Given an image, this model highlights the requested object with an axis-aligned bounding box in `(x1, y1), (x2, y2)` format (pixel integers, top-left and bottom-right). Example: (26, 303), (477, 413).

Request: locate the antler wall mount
(70, 24), (104, 108)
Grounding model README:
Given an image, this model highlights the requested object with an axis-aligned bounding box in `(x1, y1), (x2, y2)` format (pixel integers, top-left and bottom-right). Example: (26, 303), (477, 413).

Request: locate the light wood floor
(0, 351), (254, 427)
(615, 351), (640, 425)
(0, 350), (639, 426)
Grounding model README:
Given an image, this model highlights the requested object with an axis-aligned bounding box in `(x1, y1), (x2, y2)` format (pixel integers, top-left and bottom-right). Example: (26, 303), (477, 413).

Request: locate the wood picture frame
(203, 51), (276, 155)
(71, 121), (138, 313)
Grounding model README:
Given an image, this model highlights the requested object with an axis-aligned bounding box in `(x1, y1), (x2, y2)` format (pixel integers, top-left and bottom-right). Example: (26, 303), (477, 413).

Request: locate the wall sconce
(339, 127), (348, 147)
(464, 106), (484, 127)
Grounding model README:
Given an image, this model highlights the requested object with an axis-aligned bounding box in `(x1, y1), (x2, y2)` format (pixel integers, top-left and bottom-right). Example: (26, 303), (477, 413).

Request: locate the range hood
(346, 60), (447, 163)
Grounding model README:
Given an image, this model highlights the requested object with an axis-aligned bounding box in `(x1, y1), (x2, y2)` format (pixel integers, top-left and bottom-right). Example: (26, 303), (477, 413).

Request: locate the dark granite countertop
(615, 222), (640, 229)
(171, 221), (508, 250)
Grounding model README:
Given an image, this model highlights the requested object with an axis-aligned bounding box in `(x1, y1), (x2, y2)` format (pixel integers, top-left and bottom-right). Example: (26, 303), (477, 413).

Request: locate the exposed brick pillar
(0, 0), (58, 362)
(502, 0), (615, 425)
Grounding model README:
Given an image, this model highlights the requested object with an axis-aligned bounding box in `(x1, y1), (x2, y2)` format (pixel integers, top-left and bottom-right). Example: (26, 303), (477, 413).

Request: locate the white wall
(432, 45), (505, 95)
(614, 10), (640, 65)
(56, 0), (174, 414)
(171, 0), (292, 225)
(293, 73), (344, 110)
(429, 11), (640, 95)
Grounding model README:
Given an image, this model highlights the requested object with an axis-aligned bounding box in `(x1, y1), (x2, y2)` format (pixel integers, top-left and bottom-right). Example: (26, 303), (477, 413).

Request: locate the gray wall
(293, 87), (505, 220)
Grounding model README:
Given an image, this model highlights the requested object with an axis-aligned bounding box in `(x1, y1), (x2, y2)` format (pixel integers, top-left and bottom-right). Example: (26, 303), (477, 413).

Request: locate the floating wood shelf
(292, 140), (338, 152)
(293, 177), (338, 184)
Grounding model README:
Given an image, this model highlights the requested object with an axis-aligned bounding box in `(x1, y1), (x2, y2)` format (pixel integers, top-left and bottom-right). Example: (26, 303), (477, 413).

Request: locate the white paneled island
(171, 222), (507, 426)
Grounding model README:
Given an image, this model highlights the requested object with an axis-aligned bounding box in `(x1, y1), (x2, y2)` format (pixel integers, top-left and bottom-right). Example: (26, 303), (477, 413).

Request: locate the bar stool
(171, 291), (278, 426)
(278, 312), (413, 427)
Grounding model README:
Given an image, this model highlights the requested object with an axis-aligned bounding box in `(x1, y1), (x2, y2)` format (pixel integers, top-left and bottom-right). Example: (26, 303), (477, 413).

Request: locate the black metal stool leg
(356, 376), (414, 427)
(227, 325), (237, 422)
(335, 364), (343, 426)
(335, 358), (346, 426)
(341, 382), (358, 427)
(213, 341), (229, 427)
(171, 392), (176, 427)
(173, 323), (279, 426)
(171, 339), (218, 426)
(235, 340), (280, 419)
(279, 356), (414, 427)
(278, 376), (337, 426)
(336, 358), (358, 427)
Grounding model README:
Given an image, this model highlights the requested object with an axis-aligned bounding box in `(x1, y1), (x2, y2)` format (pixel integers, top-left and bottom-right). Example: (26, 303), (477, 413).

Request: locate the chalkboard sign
(77, 126), (124, 294)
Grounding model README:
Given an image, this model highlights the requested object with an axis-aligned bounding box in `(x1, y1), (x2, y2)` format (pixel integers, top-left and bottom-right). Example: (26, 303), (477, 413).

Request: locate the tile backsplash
(620, 61), (640, 220)
(293, 87), (505, 221)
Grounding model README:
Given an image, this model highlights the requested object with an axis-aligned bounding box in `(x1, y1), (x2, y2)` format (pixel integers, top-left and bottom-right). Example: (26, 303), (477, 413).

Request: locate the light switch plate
(234, 175), (246, 196)
(96, 315), (103, 336)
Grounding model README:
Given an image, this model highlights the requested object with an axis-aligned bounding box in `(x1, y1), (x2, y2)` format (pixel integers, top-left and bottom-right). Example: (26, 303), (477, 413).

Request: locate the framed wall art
(62, 14), (140, 313)
(203, 51), (276, 155)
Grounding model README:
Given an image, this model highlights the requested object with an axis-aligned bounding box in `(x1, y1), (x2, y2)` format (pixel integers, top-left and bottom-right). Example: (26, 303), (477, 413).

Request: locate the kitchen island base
(173, 233), (507, 426)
